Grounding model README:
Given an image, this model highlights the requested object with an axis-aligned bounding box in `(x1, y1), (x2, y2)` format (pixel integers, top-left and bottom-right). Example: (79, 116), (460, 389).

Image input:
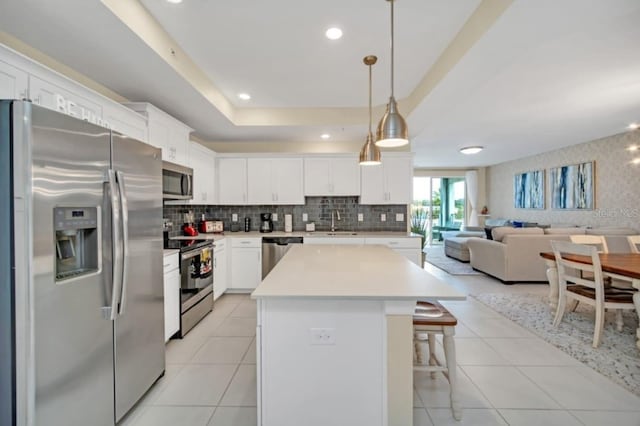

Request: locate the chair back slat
(551, 240), (604, 294)
(627, 235), (640, 253)
(569, 235), (609, 253)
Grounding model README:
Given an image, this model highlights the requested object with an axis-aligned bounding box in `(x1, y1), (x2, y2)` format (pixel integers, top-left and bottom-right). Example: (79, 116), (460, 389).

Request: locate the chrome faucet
(331, 209), (341, 232)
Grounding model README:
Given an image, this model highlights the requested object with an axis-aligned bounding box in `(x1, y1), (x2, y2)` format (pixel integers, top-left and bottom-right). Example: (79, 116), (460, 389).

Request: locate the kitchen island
(252, 244), (464, 426)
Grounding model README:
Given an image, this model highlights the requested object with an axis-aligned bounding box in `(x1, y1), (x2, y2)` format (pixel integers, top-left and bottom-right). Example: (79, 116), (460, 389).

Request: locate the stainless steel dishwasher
(261, 237), (303, 279)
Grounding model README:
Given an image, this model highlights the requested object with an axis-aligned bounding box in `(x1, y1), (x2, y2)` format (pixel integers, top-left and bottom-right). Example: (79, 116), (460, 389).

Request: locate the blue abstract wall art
(550, 161), (594, 210)
(514, 169), (545, 209)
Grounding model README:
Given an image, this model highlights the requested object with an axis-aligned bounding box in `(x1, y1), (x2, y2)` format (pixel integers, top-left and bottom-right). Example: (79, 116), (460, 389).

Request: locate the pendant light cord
(368, 63), (373, 133)
(390, 0), (395, 98)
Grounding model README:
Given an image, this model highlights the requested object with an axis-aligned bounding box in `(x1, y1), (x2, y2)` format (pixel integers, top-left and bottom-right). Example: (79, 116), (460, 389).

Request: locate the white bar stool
(413, 300), (461, 421)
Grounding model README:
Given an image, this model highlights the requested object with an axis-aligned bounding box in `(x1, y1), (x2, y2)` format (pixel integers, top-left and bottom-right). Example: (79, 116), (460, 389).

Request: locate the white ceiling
(1, 0), (639, 168)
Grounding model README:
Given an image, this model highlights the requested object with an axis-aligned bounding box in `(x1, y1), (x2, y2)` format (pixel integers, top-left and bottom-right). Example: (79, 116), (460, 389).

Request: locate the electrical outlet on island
(380, 213), (386, 222)
(272, 213), (278, 221)
(396, 213), (404, 222)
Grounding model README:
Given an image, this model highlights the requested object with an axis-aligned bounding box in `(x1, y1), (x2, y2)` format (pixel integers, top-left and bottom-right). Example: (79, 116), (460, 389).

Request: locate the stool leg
(414, 331), (424, 364)
(427, 333), (437, 379)
(443, 327), (462, 421)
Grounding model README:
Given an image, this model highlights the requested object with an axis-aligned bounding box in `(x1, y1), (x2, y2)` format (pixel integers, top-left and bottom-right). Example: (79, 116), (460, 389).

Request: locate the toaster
(199, 220), (223, 233)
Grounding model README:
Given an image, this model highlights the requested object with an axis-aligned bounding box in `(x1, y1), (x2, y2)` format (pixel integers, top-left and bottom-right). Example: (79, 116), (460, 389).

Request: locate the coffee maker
(182, 211), (199, 236)
(260, 213), (274, 233)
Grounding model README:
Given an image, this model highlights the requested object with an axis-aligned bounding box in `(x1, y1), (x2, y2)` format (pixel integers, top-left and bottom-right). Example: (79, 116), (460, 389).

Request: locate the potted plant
(410, 205), (428, 265)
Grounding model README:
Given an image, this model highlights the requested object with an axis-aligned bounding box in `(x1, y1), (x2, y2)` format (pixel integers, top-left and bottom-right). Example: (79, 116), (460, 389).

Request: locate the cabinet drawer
(365, 237), (421, 249)
(163, 253), (179, 273)
(231, 237), (262, 248)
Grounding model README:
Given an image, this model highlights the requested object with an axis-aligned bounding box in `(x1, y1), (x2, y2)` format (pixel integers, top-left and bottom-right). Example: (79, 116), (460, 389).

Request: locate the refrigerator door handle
(116, 170), (130, 315)
(106, 169), (123, 320)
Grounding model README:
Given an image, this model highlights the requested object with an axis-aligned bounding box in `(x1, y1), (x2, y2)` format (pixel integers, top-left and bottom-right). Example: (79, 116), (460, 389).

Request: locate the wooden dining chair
(569, 235), (609, 253)
(551, 241), (635, 348)
(628, 235), (640, 253)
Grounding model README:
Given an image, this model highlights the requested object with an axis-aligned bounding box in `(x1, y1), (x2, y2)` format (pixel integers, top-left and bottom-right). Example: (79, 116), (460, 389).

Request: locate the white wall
(487, 130), (640, 228)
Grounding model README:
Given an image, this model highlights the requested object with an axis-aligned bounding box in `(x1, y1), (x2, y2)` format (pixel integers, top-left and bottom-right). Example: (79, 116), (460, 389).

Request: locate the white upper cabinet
(247, 158), (304, 205)
(103, 104), (148, 142)
(304, 156), (360, 196)
(217, 157), (248, 205)
(188, 142), (216, 205)
(0, 60), (28, 100)
(360, 154), (413, 204)
(123, 102), (192, 166)
(29, 75), (103, 122)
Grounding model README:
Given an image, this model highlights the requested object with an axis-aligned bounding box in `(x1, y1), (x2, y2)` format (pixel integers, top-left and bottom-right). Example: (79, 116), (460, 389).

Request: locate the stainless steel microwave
(162, 161), (193, 200)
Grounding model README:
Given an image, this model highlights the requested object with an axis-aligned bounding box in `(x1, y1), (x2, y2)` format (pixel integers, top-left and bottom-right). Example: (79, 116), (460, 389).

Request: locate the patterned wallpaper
(487, 130), (640, 229)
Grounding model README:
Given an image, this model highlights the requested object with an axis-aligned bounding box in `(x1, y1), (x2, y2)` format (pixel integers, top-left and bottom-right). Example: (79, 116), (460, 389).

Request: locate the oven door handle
(182, 249), (203, 260)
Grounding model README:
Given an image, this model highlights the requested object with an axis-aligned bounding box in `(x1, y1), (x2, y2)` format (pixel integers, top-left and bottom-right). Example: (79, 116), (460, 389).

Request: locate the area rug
(423, 246), (482, 276)
(471, 293), (640, 397)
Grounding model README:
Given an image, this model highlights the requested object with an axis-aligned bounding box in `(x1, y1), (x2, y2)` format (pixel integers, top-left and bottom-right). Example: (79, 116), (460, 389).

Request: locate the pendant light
(376, 0), (409, 148)
(359, 55), (382, 165)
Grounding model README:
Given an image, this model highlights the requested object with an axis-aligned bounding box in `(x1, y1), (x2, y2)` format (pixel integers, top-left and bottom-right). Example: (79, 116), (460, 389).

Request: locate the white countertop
(251, 244), (464, 301)
(170, 231), (421, 241)
(163, 249), (180, 257)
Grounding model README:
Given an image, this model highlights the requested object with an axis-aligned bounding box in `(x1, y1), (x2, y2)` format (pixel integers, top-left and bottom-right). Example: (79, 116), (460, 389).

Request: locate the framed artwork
(550, 161), (595, 210)
(514, 169), (545, 209)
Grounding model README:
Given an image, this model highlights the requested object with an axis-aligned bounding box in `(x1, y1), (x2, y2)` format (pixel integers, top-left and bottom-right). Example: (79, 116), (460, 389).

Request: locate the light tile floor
(120, 263), (640, 426)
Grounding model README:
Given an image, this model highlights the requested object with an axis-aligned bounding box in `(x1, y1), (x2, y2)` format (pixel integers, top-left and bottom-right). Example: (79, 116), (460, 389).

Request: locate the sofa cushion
(544, 227), (587, 235)
(491, 226), (544, 242)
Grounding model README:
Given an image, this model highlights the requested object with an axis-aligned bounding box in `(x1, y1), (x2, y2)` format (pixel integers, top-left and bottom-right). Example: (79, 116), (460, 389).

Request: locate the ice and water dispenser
(54, 207), (99, 282)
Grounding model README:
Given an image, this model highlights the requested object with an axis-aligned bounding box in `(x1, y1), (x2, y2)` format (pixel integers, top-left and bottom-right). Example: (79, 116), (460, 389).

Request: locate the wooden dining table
(540, 252), (640, 349)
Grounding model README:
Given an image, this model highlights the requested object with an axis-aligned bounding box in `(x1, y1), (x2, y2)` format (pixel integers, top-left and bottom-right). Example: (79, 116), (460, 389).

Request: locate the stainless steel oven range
(165, 239), (214, 337)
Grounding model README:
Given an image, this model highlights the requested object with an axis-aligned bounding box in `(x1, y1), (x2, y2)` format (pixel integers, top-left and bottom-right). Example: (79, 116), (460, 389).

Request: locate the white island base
(252, 245), (464, 426)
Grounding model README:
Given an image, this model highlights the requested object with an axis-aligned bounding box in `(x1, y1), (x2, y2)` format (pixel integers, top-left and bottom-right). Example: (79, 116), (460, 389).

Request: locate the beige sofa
(466, 226), (637, 283)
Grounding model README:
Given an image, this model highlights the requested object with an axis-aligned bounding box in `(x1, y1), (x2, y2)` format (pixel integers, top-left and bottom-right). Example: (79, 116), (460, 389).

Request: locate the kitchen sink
(325, 232), (358, 236)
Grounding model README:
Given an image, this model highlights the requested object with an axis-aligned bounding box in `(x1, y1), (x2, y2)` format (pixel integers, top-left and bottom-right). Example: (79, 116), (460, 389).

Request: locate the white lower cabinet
(229, 238), (262, 290)
(213, 239), (227, 300)
(364, 237), (422, 266)
(163, 252), (180, 342)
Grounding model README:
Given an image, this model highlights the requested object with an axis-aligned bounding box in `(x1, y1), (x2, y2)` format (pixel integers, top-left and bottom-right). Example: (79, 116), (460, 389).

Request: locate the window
(412, 177), (466, 245)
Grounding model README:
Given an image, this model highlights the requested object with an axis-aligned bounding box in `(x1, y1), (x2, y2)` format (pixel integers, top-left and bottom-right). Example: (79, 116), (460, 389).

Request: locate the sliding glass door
(412, 177), (466, 246)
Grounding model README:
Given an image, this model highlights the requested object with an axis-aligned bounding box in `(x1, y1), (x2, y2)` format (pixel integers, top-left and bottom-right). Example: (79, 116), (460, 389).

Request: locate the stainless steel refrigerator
(0, 100), (165, 426)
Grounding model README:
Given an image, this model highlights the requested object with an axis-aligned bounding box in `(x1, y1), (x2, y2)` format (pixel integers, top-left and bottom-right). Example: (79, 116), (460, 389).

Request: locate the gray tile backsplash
(164, 197), (407, 238)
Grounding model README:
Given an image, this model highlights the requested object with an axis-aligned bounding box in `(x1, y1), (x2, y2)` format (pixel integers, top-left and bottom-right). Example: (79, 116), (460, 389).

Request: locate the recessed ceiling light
(459, 146), (483, 155)
(628, 123), (639, 130)
(237, 93), (251, 101)
(166, 0), (183, 3)
(320, 133), (331, 140)
(325, 27), (343, 40)
(628, 145), (638, 152)
(632, 158), (640, 165)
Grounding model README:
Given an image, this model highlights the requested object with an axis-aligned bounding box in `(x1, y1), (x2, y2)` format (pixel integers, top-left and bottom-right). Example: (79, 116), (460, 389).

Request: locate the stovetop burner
(164, 239), (212, 252)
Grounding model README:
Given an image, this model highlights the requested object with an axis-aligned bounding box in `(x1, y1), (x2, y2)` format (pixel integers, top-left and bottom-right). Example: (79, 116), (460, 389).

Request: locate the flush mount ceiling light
(359, 55), (382, 166)
(325, 27), (343, 40)
(459, 146), (483, 155)
(166, 0), (183, 3)
(320, 133), (331, 140)
(375, 0), (409, 148)
(628, 123), (639, 130)
(237, 93), (251, 101)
